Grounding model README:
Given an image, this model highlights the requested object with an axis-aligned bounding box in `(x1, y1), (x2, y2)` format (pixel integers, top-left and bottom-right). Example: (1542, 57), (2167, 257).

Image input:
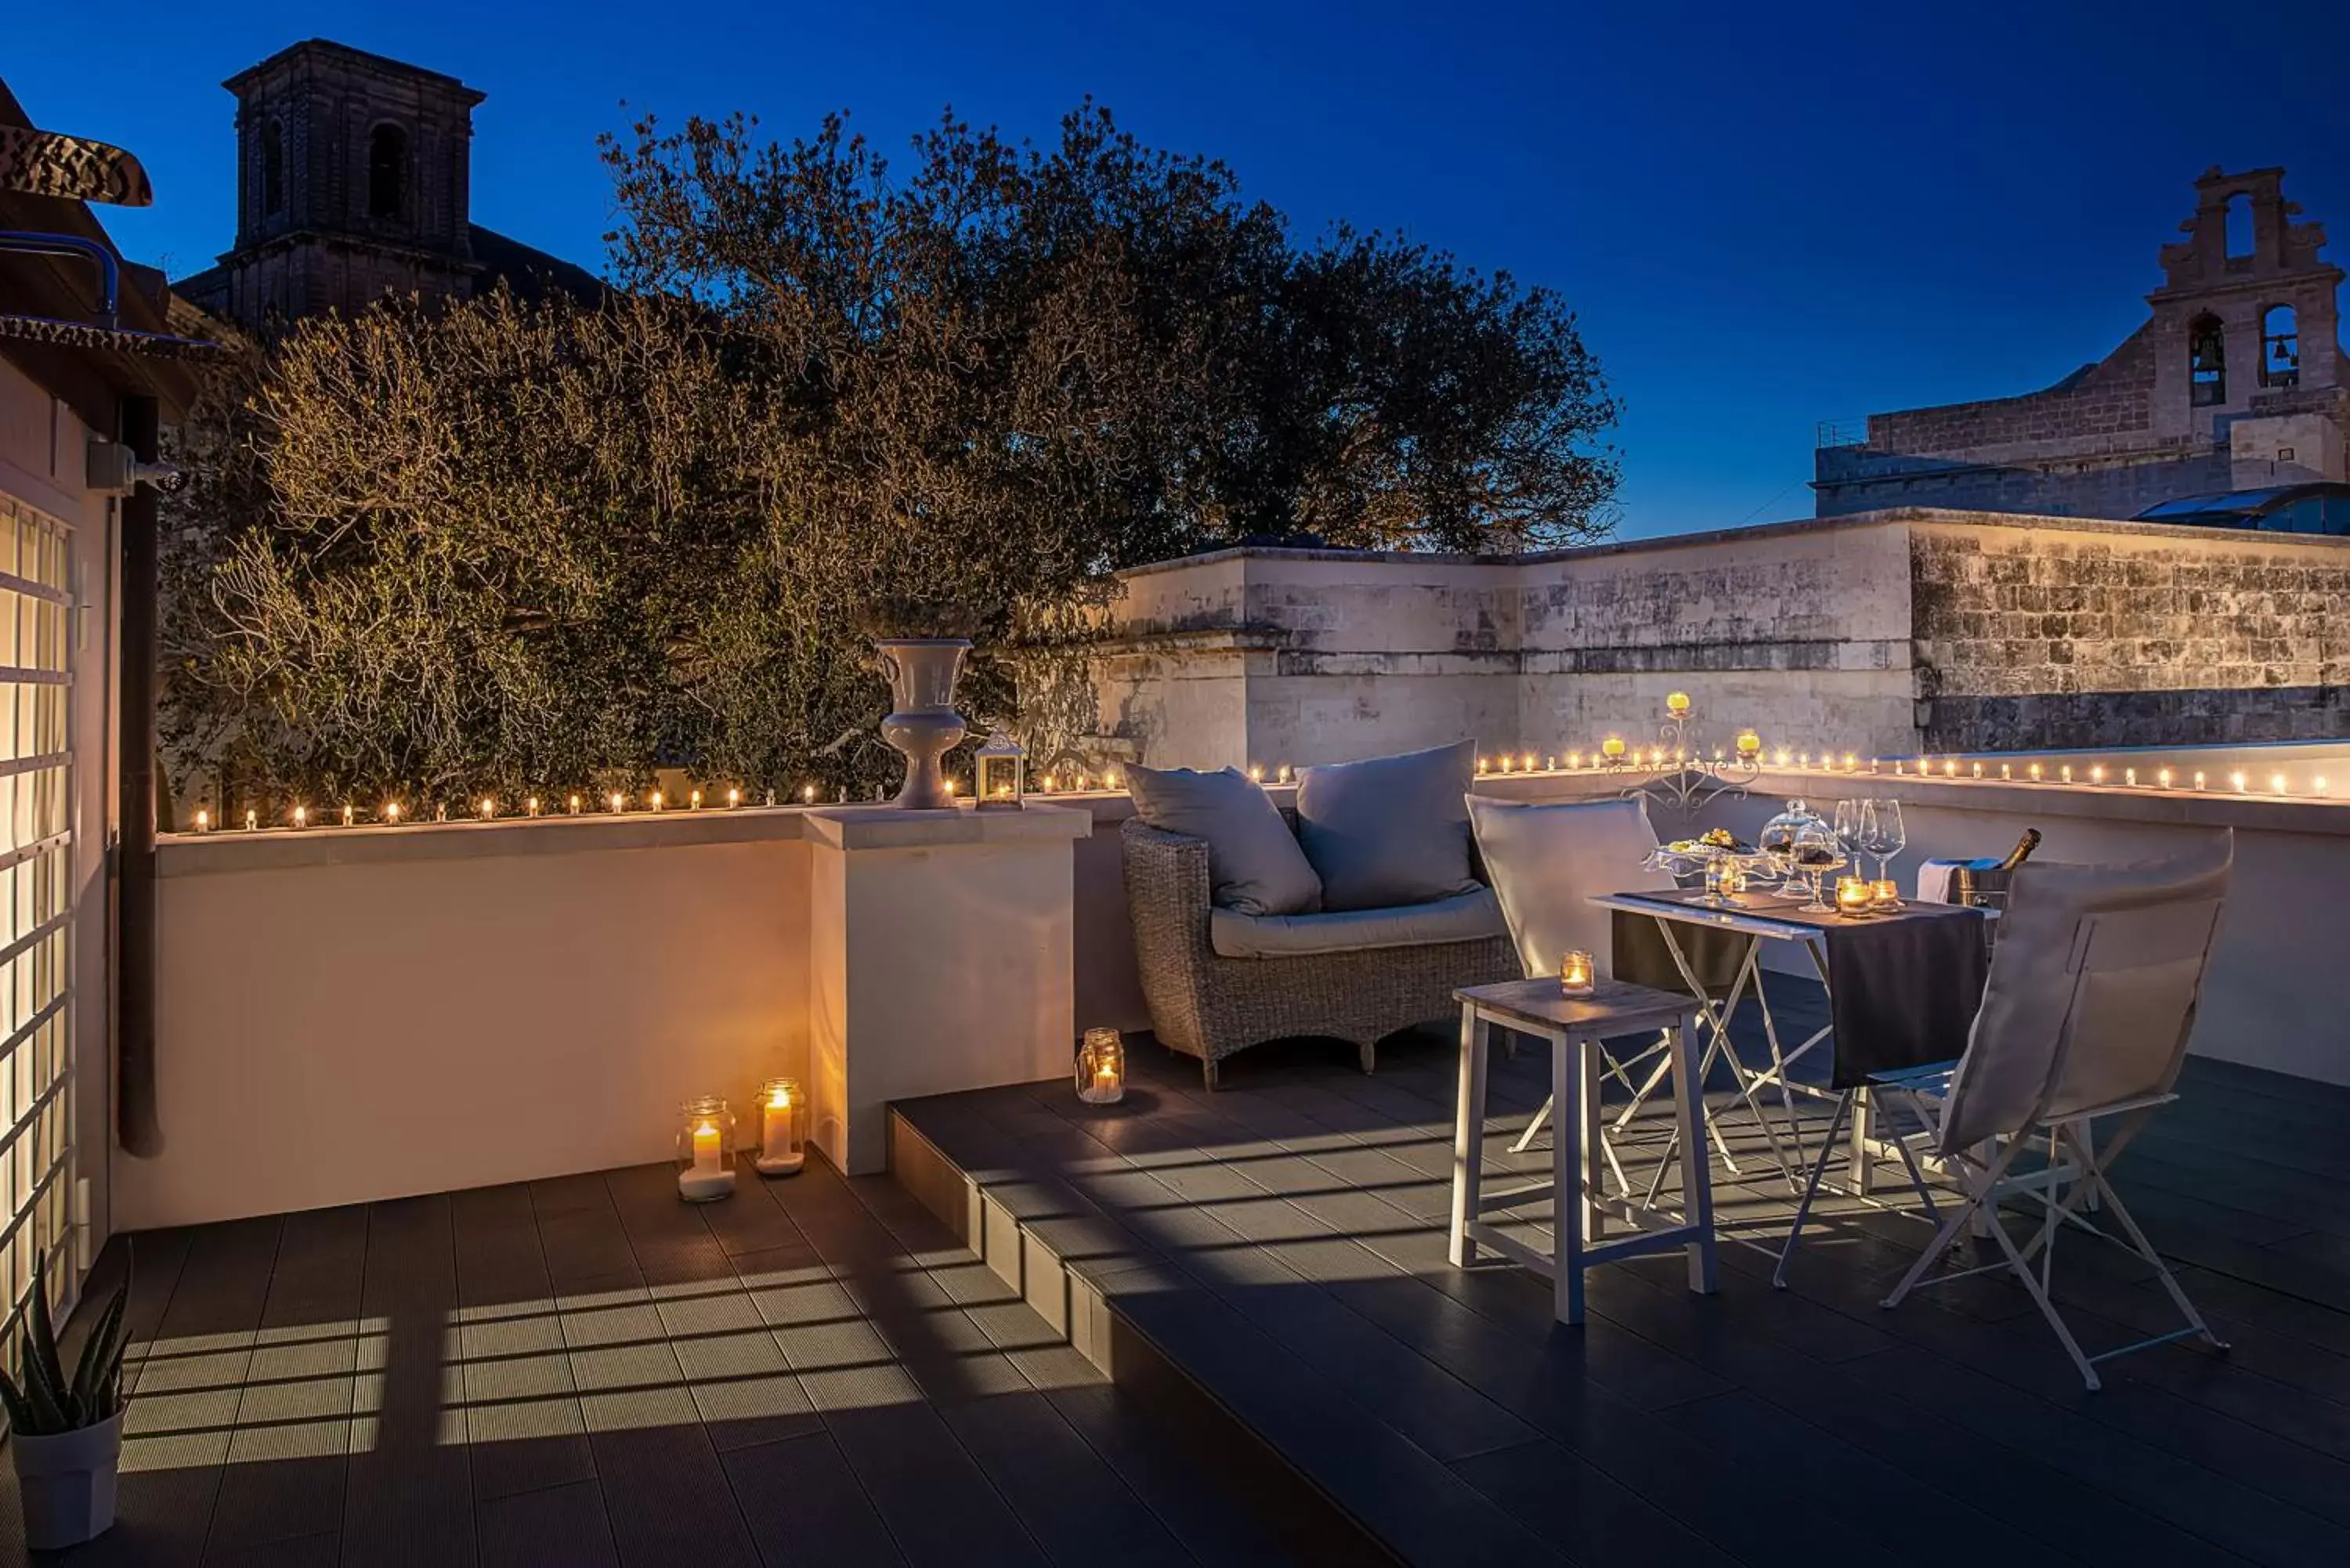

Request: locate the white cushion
(1209, 886), (1506, 959)
(1127, 764), (1322, 916)
(1466, 795), (1670, 979)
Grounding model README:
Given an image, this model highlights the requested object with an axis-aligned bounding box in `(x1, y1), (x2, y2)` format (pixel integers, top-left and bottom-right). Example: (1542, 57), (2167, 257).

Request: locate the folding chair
(1466, 796), (1703, 1196)
(1870, 833), (2234, 1390)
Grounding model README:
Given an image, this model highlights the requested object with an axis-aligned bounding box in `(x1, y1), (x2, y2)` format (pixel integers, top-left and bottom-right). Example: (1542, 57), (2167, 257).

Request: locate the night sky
(7, 0), (2345, 537)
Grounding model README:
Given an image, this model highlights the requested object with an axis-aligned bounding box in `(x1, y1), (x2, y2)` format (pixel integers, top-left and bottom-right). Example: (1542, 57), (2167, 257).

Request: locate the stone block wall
(1077, 508), (2350, 771)
(1911, 516), (2350, 750)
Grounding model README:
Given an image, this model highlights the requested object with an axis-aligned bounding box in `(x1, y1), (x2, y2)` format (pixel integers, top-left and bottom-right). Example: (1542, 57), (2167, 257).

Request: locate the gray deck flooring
(2, 1148), (1298, 1566)
(892, 981), (2350, 1568)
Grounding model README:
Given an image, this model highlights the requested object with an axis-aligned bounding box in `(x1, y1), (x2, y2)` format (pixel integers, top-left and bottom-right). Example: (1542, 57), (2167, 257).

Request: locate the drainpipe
(116, 394), (161, 1157)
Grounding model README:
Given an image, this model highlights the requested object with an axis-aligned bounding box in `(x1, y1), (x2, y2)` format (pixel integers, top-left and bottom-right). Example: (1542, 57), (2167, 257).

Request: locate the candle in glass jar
(1835, 876), (1872, 914)
(1871, 879), (1902, 908)
(1559, 951), (1596, 996)
(1600, 735), (1627, 761)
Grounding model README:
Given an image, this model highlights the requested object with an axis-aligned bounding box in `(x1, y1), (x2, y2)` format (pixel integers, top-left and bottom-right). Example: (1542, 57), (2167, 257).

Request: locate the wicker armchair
(1122, 817), (1519, 1088)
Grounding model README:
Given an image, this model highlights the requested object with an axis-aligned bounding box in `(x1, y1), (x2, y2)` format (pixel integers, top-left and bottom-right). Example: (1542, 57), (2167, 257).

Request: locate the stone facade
(175, 40), (598, 330)
(1076, 508), (2350, 770)
(1817, 168), (2348, 518)
(1910, 518), (2350, 750)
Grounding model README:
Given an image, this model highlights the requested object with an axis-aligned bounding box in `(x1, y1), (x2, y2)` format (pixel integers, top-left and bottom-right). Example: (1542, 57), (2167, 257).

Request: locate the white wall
(129, 816), (811, 1229)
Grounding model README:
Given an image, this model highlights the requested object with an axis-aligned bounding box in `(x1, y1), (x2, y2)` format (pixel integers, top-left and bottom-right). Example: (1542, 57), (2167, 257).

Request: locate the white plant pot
(873, 638), (971, 811)
(13, 1409), (122, 1550)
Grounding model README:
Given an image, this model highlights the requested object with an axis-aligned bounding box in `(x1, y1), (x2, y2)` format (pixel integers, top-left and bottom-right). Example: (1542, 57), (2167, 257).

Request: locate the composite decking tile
(473, 1480), (621, 1568)
(719, 1430), (909, 1568)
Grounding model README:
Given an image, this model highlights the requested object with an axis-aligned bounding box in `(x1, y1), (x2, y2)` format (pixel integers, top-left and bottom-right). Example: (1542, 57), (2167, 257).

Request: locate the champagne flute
(1833, 799), (1864, 863)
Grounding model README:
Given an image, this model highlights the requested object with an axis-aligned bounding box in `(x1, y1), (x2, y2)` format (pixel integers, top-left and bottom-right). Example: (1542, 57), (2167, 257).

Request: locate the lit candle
(1477, 755), (1491, 775)
(1276, 764), (1292, 783)
(2028, 764), (2043, 782)
(384, 801), (400, 824)
(342, 804), (355, 827)
(650, 790), (664, 811)
(2232, 772), (2247, 794)
(527, 797), (540, 816)
(755, 1080), (804, 1176)
(1104, 768), (1121, 788)
(2157, 769), (2173, 789)
(1498, 753), (1515, 774)
(2193, 771), (2207, 790)
(195, 808), (210, 832)
(609, 791), (625, 813)
(1248, 764), (1263, 783)
(1846, 754), (1860, 772)
(690, 789), (703, 809)
(1798, 752), (1811, 768)
(677, 1111), (736, 1202)
(244, 808), (258, 831)
(1665, 691), (1692, 716)
(1944, 760), (1958, 778)
(479, 797), (495, 819)
(1870, 879), (1902, 908)
(2124, 769), (2136, 787)
(2001, 764), (2012, 779)
(2061, 765), (2073, 784)
(1520, 753), (1536, 772)
(2088, 766), (2105, 785)
(1835, 876), (1872, 914)
(1567, 751), (1584, 769)
(2270, 774), (2287, 797)
(1559, 950), (1596, 997)
(802, 783), (817, 804)
(727, 787), (741, 807)
(568, 793), (583, 814)
(292, 805), (307, 828)
(1972, 761), (1983, 778)
(2317, 777), (2330, 797)
(1776, 748), (1792, 768)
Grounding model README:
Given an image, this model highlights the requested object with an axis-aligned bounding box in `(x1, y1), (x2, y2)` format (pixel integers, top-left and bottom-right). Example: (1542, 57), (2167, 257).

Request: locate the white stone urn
(13, 1409), (121, 1550)
(874, 638), (971, 811)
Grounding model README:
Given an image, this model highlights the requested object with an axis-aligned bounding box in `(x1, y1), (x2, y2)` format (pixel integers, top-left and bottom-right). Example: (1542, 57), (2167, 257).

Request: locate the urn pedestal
(873, 638), (971, 811)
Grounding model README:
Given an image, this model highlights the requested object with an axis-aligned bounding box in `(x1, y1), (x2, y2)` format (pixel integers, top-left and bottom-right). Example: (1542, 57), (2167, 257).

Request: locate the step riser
(887, 1108), (1401, 1567)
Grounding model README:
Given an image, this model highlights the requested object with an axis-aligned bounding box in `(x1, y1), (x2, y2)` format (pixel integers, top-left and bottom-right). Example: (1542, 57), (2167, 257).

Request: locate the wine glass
(1833, 799), (1864, 863)
(1863, 798), (1907, 885)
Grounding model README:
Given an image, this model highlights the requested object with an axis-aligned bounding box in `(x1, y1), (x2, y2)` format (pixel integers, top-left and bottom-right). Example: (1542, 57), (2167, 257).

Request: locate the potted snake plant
(2, 1259), (131, 1550)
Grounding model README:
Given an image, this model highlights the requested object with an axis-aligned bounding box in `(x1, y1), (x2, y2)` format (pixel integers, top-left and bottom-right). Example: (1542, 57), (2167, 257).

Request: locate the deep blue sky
(8, 2), (2345, 538)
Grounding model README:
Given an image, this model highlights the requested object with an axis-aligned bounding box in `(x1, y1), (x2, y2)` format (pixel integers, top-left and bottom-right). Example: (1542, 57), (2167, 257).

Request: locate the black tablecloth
(1609, 891), (1990, 1089)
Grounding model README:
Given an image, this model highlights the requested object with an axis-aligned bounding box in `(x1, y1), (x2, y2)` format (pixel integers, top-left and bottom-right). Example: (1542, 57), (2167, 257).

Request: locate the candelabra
(1607, 695), (1760, 818)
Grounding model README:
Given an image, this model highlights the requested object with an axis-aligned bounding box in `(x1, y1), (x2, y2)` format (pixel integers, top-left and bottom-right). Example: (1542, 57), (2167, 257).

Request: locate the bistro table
(1449, 977), (1716, 1325)
(1590, 886), (1990, 1286)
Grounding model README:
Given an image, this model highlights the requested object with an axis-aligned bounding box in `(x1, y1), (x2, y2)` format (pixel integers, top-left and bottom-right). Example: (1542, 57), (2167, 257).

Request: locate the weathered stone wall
(1911, 516), (2350, 750)
(1077, 508), (2350, 771)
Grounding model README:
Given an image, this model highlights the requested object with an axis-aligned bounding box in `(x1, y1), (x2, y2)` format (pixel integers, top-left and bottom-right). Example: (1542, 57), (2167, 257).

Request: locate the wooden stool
(1449, 977), (1717, 1325)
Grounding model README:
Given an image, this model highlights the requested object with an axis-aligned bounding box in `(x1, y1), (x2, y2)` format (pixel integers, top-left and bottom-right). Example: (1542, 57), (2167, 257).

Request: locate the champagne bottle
(1994, 829), (2042, 873)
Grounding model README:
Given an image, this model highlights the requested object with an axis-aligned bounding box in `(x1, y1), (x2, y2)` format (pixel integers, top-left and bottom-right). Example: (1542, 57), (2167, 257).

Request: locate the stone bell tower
(176, 39), (485, 329)
(2147, 167), (2345, 479)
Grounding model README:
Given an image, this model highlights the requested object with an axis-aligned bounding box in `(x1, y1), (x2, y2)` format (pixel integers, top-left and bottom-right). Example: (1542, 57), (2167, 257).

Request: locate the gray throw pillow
(1294, 741), (1481, 911)
(1126, 764), (1323, 916)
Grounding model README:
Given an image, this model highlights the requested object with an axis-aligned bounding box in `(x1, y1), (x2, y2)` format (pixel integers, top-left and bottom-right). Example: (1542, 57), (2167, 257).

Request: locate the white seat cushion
(1209, 886), (1506, 960)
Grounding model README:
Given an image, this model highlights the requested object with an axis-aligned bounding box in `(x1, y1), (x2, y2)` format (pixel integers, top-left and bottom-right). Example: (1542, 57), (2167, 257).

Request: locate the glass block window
(0, 495), (76, 1364)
